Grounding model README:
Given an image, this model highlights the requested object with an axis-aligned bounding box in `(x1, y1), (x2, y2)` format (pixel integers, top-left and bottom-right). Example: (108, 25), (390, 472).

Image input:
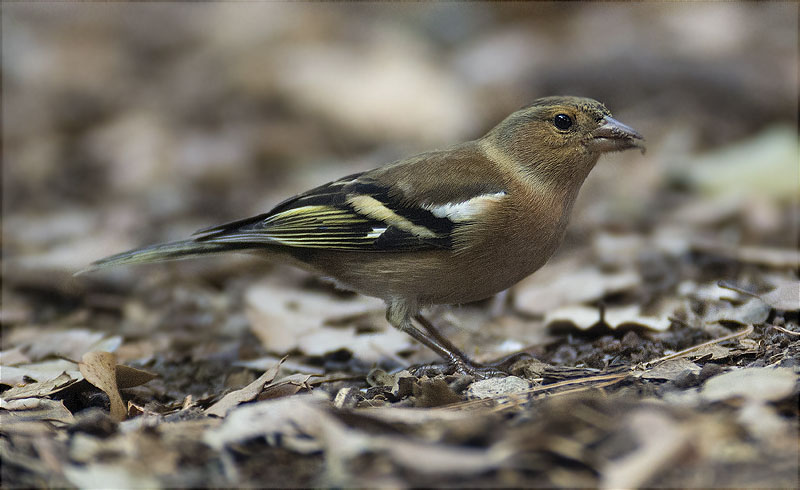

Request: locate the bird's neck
(479, 137), (598, 202)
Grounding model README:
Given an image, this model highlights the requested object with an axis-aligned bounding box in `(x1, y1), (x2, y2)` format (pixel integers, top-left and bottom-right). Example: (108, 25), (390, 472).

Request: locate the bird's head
(486, 96), (645, 185)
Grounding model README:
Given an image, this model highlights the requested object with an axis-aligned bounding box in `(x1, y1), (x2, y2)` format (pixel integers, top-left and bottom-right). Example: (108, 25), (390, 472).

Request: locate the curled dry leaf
(79, 351), (126, 422)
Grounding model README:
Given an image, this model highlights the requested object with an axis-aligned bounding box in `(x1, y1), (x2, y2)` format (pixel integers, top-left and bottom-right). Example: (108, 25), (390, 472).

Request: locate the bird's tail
(76, 239), (247, 275)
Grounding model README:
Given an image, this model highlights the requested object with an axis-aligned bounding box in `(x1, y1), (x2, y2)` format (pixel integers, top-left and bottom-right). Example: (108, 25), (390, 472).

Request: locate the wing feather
(193, 162), (508, 252)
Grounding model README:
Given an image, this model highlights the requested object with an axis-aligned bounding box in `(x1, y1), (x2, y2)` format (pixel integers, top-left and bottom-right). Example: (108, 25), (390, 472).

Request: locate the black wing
(192, 172), (464, 252)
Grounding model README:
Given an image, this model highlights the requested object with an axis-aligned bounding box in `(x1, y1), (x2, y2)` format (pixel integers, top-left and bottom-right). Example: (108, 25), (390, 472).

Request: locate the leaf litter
(2, 4), (799, 488)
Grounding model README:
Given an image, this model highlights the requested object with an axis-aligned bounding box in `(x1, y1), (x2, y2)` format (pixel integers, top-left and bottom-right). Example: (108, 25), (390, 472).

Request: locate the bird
(83, 96), (645, 377)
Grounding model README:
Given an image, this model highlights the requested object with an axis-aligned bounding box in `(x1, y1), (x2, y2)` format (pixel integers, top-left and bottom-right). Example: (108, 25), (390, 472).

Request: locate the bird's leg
(387, 300), (525, 378)
(385, 301), (470, 370)
(415, 313), (535, 377)
(413, 313), (510, 378)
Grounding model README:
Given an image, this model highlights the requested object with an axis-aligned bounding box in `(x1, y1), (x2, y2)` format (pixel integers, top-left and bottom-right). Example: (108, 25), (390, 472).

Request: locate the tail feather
(76, 239), (247, 275)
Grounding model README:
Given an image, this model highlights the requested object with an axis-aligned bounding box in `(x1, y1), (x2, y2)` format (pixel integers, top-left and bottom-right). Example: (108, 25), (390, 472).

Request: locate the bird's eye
(553, 114), (573, 130)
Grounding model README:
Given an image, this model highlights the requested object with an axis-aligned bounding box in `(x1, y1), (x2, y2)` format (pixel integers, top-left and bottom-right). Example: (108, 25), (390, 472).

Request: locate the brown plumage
(84, 96), (645, 377)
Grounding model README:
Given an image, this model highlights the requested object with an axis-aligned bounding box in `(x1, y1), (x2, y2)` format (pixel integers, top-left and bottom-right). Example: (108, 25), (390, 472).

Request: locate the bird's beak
(589, 116), (646, 154)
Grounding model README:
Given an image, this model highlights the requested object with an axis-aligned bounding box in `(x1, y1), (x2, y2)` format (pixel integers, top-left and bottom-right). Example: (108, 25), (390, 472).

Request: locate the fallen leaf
(544, 305), (671, 331)
(758, 281), (799, 311)
(204, 392), (331, 453)
(1, 372), (81, 401)
(0, 398), (75, 425)
(704, 298), (771, 326)
(701, 367), (797, 403)
(63, 463), (160, 489)
(234, 356), (325, 375)
(0, 346), (31, 366)
(115, 365), (158, 389)
(205, 357), (286, 417)
(0, 359), (82, 387)
(79, 351), (126, 422)
(465, 376), (530, 399)
(12, 328), (122, 363)
(246, 283), (410, 362)
(637, 358), (701, 381)
(514, 259), (640, 315)
(258, 373), (314, 401)
(601, 409), (690, 488)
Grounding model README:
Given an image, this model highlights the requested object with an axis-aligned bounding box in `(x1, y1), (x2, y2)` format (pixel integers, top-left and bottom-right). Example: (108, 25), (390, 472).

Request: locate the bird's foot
(410, 352), (534, 380)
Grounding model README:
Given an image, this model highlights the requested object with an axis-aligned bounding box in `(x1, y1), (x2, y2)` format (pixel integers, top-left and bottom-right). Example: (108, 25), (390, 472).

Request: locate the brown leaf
(1, 372), (81, 401)
(0, 398), (75, 425)
(79, 351), (126, 422)
(257, 373), (314, 401)
(115, 364), (158, 389)
(205, 357), (286, 417)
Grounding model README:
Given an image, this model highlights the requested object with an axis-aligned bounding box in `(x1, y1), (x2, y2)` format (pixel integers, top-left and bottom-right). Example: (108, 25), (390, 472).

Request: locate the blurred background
(2, 2), (798, 347)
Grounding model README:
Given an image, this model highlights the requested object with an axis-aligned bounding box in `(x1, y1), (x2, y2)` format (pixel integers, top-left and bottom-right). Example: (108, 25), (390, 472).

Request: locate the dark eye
(553, 113), (573, 130)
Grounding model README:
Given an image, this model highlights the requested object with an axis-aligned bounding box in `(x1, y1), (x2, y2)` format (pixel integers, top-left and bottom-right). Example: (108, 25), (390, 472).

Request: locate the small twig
(771, 325), (800, 336)
(642, 324), (753, 368)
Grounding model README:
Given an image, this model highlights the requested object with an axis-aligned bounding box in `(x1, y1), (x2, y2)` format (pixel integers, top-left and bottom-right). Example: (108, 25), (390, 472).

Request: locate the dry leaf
(14, 329), (122, 363)
(701, 367), (797, 403)
(601, 409), (690, 488)
(205, 357), (286, 417)
(0, 359), (82, 387)
(704, 298), (771, 325)
(0, 398), (75, 425)
(204, 392), (331, 453)
(0, 346), (31, 366)
(514, 259), (640, 315)
(79, 351), (126, 422)
(758, 281), (799, 311)
(115, 365), (158, 389)
(637, 359), (701, 381)
(63, 463), (160, 489)
(465, 376), (530, 399)
(544, 305), (670, 331)
(246, 283), (410, 362)
(258, 373), (314, 401)
(235, 356), (325, 375)
(1, 372), (81, 401)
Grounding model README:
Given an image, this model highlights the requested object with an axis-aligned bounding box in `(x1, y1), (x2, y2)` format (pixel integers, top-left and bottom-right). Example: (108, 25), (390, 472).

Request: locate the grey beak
(590, 116), (646, 154)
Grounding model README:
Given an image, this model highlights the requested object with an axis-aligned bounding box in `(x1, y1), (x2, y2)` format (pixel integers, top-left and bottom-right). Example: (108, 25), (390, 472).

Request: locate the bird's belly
(296, 231), (563, 307)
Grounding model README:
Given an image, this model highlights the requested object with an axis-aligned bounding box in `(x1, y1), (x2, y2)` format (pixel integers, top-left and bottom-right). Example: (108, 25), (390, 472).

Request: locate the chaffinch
(85, 96), (645, 376)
